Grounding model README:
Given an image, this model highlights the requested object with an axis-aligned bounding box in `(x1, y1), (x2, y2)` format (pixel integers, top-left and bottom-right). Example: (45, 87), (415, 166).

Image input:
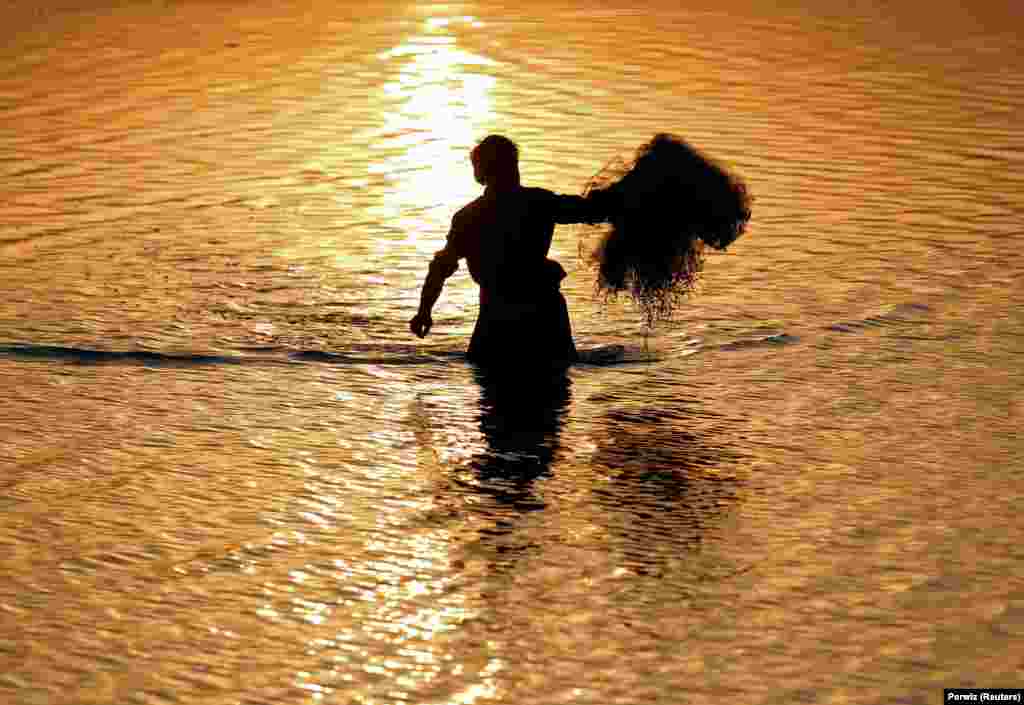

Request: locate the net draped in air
(584, 134), (751, 325)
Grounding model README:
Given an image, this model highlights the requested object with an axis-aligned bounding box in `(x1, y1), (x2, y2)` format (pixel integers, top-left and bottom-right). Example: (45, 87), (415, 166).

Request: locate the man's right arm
(410, 222), (462, 338)
(550, 187), (619, 225)
(418, 246), (459, 313)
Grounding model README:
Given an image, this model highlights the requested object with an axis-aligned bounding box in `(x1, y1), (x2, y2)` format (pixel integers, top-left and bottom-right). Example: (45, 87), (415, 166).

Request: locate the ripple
(1, 0), (1022, 703)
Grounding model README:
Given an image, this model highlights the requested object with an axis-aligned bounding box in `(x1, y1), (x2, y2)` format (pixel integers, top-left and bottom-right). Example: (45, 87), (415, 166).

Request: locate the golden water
(1, 1), (1022, 703)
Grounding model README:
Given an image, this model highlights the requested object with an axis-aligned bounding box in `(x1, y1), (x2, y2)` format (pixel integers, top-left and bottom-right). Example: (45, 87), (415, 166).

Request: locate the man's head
(471, 135), (520, 187)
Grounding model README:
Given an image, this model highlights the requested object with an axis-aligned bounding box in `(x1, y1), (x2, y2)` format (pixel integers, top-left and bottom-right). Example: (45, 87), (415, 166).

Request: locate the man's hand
(409, 311), (433, 338)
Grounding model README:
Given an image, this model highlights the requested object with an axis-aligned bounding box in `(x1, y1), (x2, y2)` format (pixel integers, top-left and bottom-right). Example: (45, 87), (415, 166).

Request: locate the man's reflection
(456, 366), (572, 514)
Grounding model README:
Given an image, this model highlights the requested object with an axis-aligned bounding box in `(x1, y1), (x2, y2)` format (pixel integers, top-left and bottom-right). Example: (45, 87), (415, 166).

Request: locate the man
(409, 135), (613, 368)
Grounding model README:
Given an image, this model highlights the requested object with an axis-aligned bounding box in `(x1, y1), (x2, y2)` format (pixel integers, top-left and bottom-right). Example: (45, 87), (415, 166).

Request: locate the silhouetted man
(410, 135), (612, 368)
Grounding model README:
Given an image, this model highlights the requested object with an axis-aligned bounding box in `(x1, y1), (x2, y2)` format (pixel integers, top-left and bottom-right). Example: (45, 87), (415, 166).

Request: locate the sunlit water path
(1, 1), (1022, 703)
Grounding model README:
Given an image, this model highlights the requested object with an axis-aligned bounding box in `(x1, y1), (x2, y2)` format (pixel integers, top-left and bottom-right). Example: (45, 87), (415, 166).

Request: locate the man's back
(449, 186), (563, 301)
(409, 134), (611, 368)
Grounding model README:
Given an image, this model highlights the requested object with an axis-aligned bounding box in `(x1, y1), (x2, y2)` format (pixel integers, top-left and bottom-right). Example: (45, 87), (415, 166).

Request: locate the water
(2, 1), (1022, 703)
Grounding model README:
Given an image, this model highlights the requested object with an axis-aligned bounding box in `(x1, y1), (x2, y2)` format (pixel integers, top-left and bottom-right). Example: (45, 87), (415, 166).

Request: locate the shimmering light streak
(368, 17), (498, 257)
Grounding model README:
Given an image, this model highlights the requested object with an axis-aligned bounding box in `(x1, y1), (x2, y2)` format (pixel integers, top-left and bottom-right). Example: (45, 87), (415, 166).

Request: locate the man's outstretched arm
(550, 187), (619, 225)
(410, 245), (459, 338)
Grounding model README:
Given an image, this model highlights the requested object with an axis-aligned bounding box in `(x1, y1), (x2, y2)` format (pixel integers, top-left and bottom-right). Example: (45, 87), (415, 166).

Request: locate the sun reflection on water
(283, 381), (505, 702)
(369, 16), (498, 254)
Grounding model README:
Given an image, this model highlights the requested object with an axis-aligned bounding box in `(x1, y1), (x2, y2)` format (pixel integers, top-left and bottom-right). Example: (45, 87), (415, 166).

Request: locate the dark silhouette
(468, 365), (571, 498)
(586, 133), (751, 324)
(414, 365), (573, 579)
(410, 135), (614, 368)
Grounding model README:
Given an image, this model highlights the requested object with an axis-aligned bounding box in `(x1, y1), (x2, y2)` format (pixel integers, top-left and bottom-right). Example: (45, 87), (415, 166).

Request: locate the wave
(0, 344), (462, 367)
(0, 302), (932, 368)
(0, 343), (646, 368)
(0, 345), (245, 366)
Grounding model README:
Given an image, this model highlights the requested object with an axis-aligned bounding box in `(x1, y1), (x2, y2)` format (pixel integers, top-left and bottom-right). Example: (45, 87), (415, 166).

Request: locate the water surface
(1, 1), (1022, 703)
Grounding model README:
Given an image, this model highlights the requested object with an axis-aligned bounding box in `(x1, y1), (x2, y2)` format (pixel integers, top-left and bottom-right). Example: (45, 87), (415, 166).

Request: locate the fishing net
(583, 134), (751, 325)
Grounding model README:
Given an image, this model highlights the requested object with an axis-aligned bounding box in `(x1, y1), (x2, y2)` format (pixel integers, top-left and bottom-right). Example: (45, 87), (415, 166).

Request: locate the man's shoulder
(452, 194), (489, 225)
(452, 187), (557, 224)
(519, 187), (560, 216)
(523, 186), (557, 200)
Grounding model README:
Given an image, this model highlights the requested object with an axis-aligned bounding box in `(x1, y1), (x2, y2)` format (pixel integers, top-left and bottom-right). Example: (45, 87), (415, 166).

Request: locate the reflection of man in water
(410, 135), (612, 367)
